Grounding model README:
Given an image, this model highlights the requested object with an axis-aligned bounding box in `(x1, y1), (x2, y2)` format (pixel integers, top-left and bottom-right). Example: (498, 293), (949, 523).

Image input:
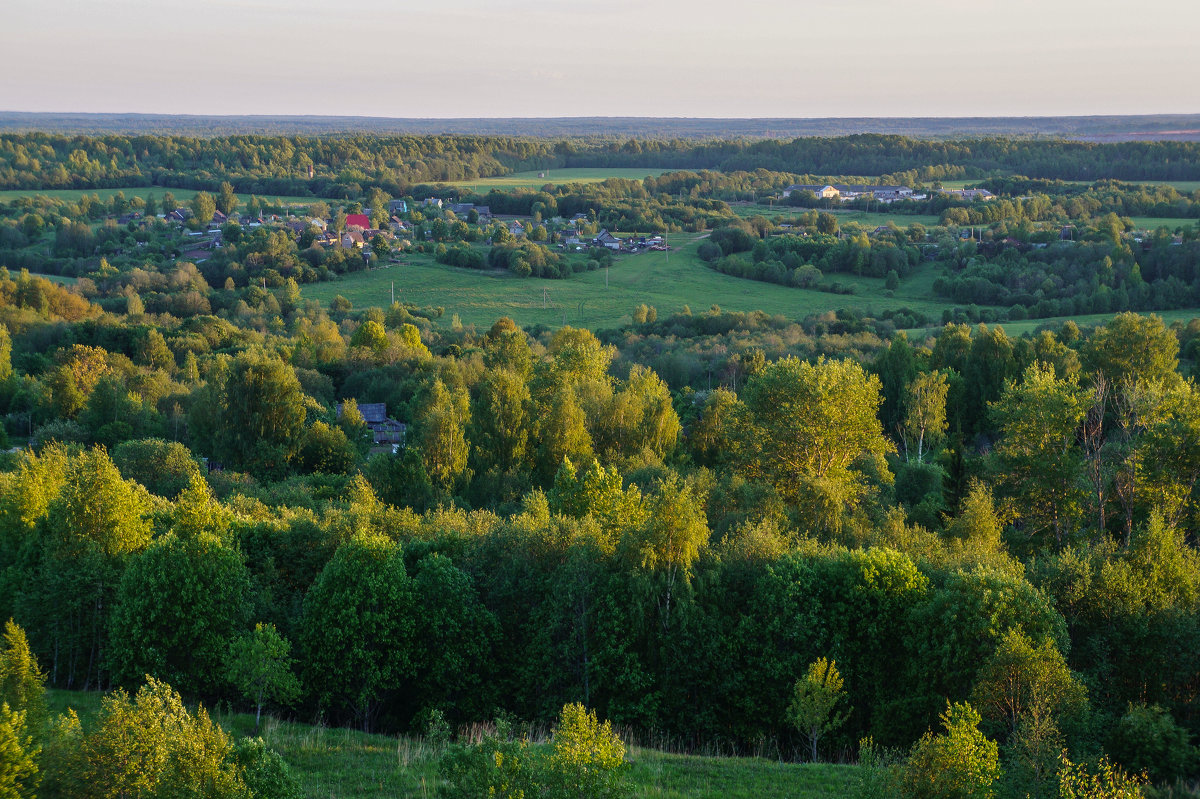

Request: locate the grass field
(451, 168), (674, 193)
(302, 234), (974, 331)
(1128, 216), (1199, 231)
(731, 203), (942, 230)
(46, 689), (858, 799)
(0, 186), (318, 207)
(903, 307), (1200, 341)
(14, 271), (76, 285)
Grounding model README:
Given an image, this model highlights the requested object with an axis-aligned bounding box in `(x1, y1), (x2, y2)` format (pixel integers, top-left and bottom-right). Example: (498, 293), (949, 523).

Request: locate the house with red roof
(344, 213), (371, 230)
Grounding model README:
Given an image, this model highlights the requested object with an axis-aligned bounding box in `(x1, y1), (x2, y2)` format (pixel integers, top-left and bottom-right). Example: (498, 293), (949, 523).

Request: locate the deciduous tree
(226, 623), (301, 733)
(300, 533), (414, 732)
(787, 657), (849, 762)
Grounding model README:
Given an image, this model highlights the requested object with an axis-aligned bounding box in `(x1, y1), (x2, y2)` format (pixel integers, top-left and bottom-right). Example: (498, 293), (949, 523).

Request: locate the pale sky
(1, 0), (1196, 118)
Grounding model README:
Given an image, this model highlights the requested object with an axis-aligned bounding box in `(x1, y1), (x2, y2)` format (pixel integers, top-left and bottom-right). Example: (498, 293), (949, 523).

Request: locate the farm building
(781, 184), (926, 202)
(941, 188), (995, 201)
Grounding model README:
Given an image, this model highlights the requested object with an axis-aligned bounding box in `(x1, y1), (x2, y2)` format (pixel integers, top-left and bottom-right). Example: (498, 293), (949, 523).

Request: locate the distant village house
(337, 402), (407, 449)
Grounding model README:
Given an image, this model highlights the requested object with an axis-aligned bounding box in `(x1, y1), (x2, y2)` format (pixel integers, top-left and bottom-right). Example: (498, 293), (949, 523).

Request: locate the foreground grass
(302, 234), (977, 331)
(47, 689), (857, 799)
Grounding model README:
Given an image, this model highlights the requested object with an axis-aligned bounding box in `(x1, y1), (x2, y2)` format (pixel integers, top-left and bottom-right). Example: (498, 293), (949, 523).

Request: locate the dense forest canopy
(3, 129), (1200, 797)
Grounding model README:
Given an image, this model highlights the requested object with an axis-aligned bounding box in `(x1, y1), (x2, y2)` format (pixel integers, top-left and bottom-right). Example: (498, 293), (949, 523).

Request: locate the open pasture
(451, 167), (674, 193)
(731, 203), (942, 230)
(1128, 216), (1199, 231)
(303, 234), (977, 332)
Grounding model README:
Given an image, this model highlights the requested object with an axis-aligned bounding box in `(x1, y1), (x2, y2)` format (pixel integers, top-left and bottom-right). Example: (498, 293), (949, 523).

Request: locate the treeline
(979, 177), (1200, 219)
(6, 133), (1200, 200)
(0, 132), (548, 196)
(553, 134), (1200, 181)
(931, 222), (1200, 317)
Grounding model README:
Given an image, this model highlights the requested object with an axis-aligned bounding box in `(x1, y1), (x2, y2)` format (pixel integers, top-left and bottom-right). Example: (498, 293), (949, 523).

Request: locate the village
(112, 191), (676, 268)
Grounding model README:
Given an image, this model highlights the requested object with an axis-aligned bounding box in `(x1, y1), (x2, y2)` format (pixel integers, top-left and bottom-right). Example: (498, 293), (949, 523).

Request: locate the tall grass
(48, 688), (858, 799)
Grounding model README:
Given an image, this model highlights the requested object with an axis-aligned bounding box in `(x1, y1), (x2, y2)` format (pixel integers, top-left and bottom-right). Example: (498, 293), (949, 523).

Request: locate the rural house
(593, 229), (621, 250)
(337, 402), (407, 449)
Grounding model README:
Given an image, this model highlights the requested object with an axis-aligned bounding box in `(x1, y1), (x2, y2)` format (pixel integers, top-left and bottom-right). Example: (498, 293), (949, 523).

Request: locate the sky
(1, 0), (1196, 118)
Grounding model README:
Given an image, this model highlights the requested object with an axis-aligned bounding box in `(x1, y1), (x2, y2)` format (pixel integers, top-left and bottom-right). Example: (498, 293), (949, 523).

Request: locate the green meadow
(47, 689), (859, 799)
(730, 202), (943, 229)
(18, 271), (76, 285)
(1128, 216), (1199, 231)
(0, 186), (317, 207)
(451, 168), (674, 193)
(905, 307), (1200, 341)
(302, 234), (973, 331)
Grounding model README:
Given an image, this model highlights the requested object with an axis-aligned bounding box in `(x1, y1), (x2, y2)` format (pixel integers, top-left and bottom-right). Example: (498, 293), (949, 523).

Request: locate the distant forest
(4, 131), (1200, 199)
(2, 112), (1199, 140)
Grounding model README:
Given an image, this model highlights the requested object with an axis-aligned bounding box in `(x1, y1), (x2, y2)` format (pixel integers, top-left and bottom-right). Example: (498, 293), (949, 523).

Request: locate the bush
(546, 703), (629, 799)
(438, 719), (535, 799)
(233, 736), (303, 799)
(437, 704), (629, 799)
(898, 702), (1000, 799)
(697, 241), (723, 262)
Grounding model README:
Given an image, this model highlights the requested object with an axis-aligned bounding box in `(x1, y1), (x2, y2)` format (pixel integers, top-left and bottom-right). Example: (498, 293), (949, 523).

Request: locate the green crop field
(1128, 216), (1199, 231)
(0, 186), (318, 207)
(302, 234), (978, 331)
(47, 689), (858, 799)
(451, 168), (674, 193)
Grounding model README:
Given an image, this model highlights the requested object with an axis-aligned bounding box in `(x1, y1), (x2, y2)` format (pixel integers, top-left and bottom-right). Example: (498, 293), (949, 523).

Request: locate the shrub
(898, 702), (1000, 799)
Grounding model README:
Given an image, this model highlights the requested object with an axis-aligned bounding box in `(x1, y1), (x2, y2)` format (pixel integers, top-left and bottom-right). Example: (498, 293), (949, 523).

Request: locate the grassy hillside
(46, 689), (858, 799)
(301, 234), (975, 331)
